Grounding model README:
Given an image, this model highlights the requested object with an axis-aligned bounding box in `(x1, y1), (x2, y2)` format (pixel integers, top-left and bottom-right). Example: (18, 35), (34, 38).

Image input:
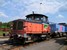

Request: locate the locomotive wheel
(9, 38), (14, 44)
(50, 33), (56, 38)
(46, 34), (51, 40)
(18, 37), (25, 45)
(31, 35), (42, 42)
(58, 33), (61, 37)
(9, 37), (25, 45)
(32, 36), (38, 42)
(56, 32), (61, 38)
(62, 33), (64, 37)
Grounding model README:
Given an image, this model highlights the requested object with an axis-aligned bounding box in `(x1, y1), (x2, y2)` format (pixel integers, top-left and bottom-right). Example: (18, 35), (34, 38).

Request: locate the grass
(0, 31), (9, 36)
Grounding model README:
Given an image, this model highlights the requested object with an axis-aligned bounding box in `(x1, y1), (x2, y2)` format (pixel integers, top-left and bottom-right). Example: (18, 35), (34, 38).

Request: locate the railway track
(0, 40), (38, 50)
(0, 38), (48, 50)
(0, 37), (66, 50)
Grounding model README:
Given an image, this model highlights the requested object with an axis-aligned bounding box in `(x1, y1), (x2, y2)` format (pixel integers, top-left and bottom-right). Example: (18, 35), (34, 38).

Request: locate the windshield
(41, 17), (46, 22)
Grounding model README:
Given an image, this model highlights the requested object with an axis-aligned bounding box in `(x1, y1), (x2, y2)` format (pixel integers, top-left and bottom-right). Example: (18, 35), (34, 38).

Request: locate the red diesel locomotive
(10, 13), (51, 44)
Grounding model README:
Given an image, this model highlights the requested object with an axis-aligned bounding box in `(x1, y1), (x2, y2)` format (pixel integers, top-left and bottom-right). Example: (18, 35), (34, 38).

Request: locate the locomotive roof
(12, 19), (25, 22)
(26, 14), (48, 18)
(12, 19), (48, 24)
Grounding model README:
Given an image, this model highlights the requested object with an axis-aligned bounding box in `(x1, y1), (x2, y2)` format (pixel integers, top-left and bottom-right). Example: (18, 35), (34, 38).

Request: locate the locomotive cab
(26, 14), (48, 23)
(10, 14), (50, 44)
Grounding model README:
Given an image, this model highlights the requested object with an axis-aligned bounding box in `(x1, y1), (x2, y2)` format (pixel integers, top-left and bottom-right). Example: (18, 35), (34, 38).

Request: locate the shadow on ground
(3, 38), (47, 47)
(0, 37), (66, 48)
(54, 37), (67, 45)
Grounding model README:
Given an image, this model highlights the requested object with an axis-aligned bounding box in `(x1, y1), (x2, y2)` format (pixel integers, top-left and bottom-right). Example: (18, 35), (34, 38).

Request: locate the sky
(0, 0), (67, 23)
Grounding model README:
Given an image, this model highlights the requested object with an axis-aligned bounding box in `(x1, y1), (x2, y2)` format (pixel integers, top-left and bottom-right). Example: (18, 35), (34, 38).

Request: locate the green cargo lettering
(44, 24), (48, 28)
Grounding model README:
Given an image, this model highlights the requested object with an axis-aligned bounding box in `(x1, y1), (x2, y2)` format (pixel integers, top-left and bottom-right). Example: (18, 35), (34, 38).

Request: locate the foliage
(0, 22), (12, 28)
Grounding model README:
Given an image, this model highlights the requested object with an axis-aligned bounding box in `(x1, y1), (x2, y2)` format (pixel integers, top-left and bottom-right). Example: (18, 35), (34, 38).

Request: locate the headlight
(18, 34), (21, 37)
(18, 34), (23, 37)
